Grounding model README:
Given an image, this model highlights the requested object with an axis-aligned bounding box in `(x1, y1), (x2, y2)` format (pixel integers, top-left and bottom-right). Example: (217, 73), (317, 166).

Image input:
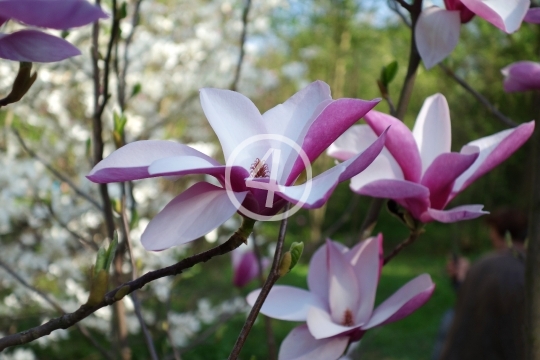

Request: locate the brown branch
(0, 219), (254, 351)
(0, 259), (114, 360)
(120, 195), (159, 360)
(228, 206), (290, 359)
(230, 0), (252, 91)
(12, 129), (103, 211)
(251, 231), (277, 360)
(383, 229), (423, 265)
(91, 0), (119, 240)
(438, 64), (518, 128)
(394, 0), (412, 12)
(359, 0), (423, 236)
(44, 201), (99, 251)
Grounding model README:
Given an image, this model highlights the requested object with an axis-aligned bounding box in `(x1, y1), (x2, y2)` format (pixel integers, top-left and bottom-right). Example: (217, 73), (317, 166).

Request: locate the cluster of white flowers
(0, 0), (286, 355)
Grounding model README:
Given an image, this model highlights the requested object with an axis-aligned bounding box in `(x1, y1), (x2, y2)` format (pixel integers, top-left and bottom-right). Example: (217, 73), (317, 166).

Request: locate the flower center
(342, 309), (354, 327)
(249, 158), (269, 178)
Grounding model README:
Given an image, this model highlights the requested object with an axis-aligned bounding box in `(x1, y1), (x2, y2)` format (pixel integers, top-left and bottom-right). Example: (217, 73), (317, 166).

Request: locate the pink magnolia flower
(88, 81), (385, 250)
(0, 0), (108, 62)
(328, 94), (535, 223)
(416, 0), (530, 69)
(502, 61), (540, 92)
(524, 7), (540, 23)
(247, 236), (435, 360)
(232, 244), (270, 287)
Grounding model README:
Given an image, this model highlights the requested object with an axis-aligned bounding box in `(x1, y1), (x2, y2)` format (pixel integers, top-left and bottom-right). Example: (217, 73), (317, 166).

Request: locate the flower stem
(228, 206), (290, 359)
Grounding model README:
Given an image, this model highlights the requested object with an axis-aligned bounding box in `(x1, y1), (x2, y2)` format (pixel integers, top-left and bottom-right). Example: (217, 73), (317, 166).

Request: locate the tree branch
(438, 63), (518, 128)
(12, 129), (103, 211)
(0, 219), (255, 351)
(228, 206), (290, 359)
(230, 0), (252, 91)
(383, 229), (423, 265)
(0, 259), (114, 359)
(120, 196), (158, 360)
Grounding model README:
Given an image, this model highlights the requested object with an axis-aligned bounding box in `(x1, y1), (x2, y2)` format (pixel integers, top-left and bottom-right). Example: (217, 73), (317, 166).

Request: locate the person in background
(438, 207), (527, 360)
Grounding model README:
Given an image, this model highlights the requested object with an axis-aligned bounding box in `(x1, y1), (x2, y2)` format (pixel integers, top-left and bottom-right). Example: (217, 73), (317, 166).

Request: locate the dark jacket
(440, 250), (525, 360)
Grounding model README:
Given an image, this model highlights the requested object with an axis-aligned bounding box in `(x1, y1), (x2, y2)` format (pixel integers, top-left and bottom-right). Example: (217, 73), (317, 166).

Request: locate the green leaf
(119, 2), (128, 19)
(381, 60), (398, 88)
(288, 242), (304, 271)
(104, 231), (119, 271)
(131, 83), (142, 97)
(94, 247), (107, 276)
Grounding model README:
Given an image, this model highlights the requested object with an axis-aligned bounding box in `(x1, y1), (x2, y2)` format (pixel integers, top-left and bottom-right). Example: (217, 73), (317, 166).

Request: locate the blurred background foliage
(0, 0), (536, 359)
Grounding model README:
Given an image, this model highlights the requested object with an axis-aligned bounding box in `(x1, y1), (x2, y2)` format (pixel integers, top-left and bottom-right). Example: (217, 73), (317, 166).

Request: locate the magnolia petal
(327, 240), (361, 325)
(307, 241), (348, 307)
(233, 251), (259, 287)
(307, 306), (359, 339)
(444, 0), (476, 22)
(329, 125), (404, 189)
(278, 325), (349, 360)
(415, 7), (461, 70)
(422, 204), (488, 223)
(278, 129), (387, 209)
(364, 111), (422, 182)
(412, 94), (452, 173)
(524, 7), (540, 23)
(0, 30), (80, 62)
(353, 178), (430, 201)
(362, 274), (435, 329)
(88, 140), (219, 183)
(461, 0), (529, 33)
(0, 0), (108, 30)
(327, 125), (378, 161)
(501, 61), (540, 93)
(141, 182), (246, 251)
(287, 98), (380, 184)
(247, 286), (325, 321)
(200, 88), (270, 169)
(452, 121), (535, 197)
(263, 81), (332, 180)
(148, 155), (249, 189)
(421, 152), (479, 209)
(347, 235), (382, 325)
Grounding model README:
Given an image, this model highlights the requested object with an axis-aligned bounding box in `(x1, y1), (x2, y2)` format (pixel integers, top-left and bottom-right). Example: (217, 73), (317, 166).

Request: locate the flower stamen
(249, 158), (270, 178)
(343, 309), (354, 327)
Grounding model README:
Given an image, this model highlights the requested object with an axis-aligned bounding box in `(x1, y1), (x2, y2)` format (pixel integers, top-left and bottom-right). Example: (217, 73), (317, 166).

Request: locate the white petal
(412, 94), (452, 173)
(199, 88), (270, 169)
(363, 274), (435, 329)
(247, 286), (325, 321)
(461, 0), (529, 33)
(141, 182), (246, 250)
(415, 7), (461, 69)
(278, 325), (349, 360)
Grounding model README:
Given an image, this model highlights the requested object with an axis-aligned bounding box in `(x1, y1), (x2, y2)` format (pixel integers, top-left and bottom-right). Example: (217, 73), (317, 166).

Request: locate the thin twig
(12, 129), (103, 211)
(383, 229), (423, 265)
(120, 195), (159, 360)
(0, 259), (114, 360)
(116, 0), (144, 111)
(44, 201), (99, 251)
(251, 232), (277, 360)
(438, 64), (518, 128)
(230, 0), (252, 91)
(359, 0), (423, 236)
(228, 206), (290, 359)
(176, 312), (238, 356)
(394, 0), (412, 12)
(0, 221), (254, 351)
(91, 0), (118, 240)
(388, 0), (411, 27)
